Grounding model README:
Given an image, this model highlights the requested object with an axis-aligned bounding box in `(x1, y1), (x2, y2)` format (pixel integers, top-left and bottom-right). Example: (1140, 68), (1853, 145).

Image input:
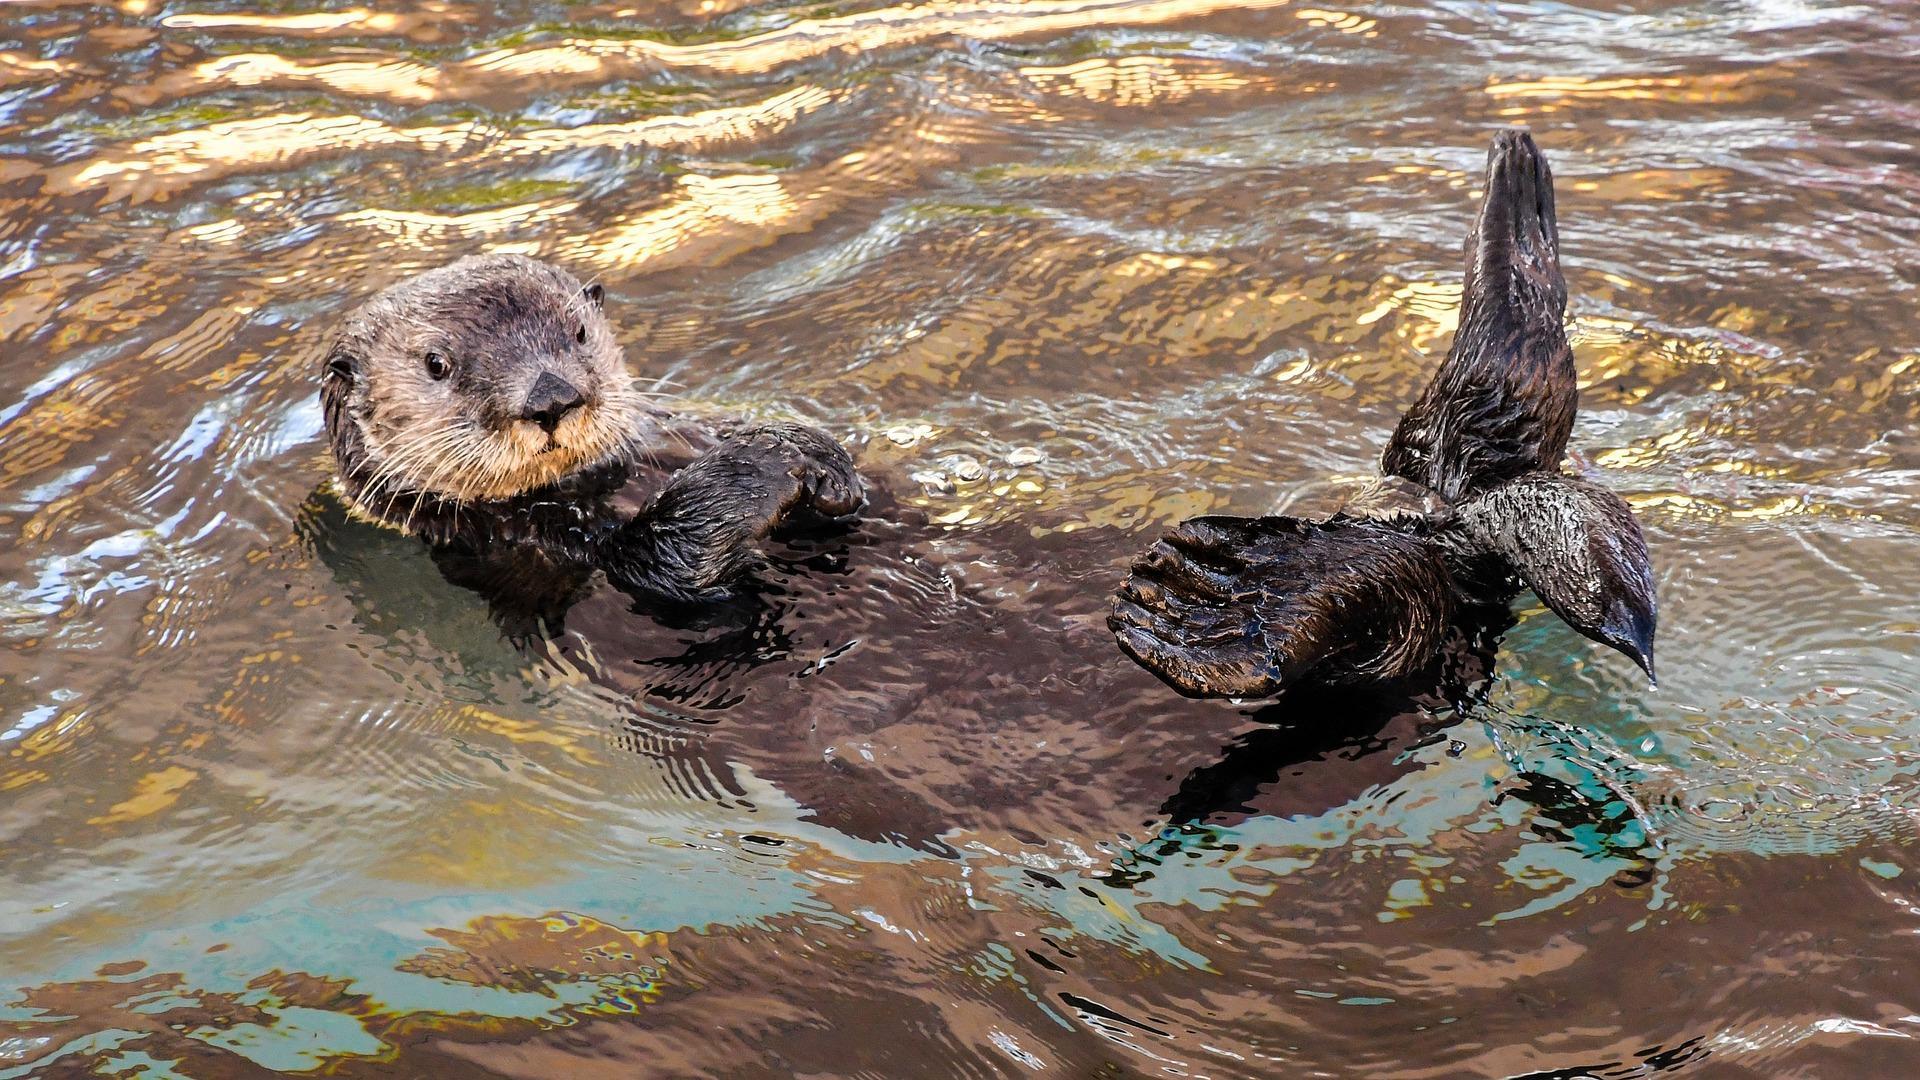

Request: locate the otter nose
(520, 371), (586, 433)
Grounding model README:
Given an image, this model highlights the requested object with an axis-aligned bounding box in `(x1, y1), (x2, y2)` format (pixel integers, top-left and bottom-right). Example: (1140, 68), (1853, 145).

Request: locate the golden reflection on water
(490, 0), (1297, 80)
(114, 0), (1300, 110)
(339, 199), (587, 243)
(400, 912), (669, 995)
(0, 50), (81, 89)
(158, 8), (455, 37)
(1019, 56), (1259, 106)
(84, 765), (199, 827)
(50, 114), (484, 201)
(135, 52), (444, 105)
(1292, 8), (1376, 36)
(1485, 71), (1774, 106)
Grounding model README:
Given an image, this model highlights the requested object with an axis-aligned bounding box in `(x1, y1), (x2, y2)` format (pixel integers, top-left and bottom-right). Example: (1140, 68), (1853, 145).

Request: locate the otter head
(321, 254), (639, 515)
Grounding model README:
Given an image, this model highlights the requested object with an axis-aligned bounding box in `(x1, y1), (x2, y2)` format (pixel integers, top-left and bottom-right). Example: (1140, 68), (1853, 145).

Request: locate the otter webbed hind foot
(1110, 131), (1659, 694)
(1455, 473), (1658, 683)
(1109, 516), (1457, 699)
(1382, 129), (1576, 502)
(1463, 128), (1562, 308)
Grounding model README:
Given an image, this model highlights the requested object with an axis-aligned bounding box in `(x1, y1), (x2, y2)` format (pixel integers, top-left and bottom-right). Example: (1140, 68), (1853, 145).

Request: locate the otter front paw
(719, 422), (865, 532)
(615, 422), (864, 602)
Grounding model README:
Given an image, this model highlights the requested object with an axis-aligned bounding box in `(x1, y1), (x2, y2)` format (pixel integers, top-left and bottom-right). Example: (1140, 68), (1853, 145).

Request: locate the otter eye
(576, 324), (588, 345)
(424, 351), (451, 381)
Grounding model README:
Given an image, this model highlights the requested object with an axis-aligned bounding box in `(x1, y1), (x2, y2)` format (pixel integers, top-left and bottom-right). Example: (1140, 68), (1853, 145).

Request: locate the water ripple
(3, 0), (1919, 1075)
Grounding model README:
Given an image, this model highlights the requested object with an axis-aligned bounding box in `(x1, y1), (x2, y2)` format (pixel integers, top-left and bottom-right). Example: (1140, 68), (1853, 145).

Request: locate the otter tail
(1381, 130), (1577, 501)
(1109, 515), (1456, 699)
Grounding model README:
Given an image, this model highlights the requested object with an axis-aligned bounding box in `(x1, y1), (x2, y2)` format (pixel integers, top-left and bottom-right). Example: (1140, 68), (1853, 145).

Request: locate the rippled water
(3, 1), (1918, 1076)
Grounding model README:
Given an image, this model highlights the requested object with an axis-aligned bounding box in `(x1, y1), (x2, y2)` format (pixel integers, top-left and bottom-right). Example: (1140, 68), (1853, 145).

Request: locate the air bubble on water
(911, 470), (954, 495)
(884, 423), (934, 446)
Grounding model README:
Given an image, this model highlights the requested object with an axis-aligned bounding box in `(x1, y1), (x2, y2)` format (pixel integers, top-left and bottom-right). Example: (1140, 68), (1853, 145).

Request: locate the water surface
(3, 0), (1919, 1075)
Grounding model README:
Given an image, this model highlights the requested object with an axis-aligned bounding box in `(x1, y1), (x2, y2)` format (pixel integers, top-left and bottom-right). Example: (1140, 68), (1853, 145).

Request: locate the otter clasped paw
(614, 421), (865, 601)
(717, 422), (865, 534)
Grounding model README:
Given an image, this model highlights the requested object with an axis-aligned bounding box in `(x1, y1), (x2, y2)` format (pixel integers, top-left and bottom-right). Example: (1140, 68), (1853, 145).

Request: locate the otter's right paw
(720, 422), (865, 533)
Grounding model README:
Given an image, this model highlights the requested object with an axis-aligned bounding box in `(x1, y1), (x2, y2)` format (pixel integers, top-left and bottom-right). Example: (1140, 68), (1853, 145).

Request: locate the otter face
(323, 254), (641, 507)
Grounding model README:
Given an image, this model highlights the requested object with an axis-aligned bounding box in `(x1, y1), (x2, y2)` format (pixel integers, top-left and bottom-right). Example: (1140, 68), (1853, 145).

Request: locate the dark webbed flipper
(1109, 516), (1456, 698)
(1454, 473), (1657, 681)
(1382, 130), (1577, 501)
(605, 422), (865, 603)
(1107, 131), (1656, 696)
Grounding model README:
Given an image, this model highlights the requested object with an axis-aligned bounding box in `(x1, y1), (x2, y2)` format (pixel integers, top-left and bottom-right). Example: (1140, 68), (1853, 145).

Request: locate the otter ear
(324, 345), (358, 387)
(583, 283), (605, 309)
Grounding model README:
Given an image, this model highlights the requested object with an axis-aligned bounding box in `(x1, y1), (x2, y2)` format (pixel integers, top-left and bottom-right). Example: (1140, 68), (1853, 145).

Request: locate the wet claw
(1132, 539), (1238, 605)
(1112, 620), (1281, 702)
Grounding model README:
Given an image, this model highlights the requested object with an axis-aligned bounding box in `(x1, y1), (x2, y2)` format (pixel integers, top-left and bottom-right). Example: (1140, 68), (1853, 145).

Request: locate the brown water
(3, 1), (1919, 1076)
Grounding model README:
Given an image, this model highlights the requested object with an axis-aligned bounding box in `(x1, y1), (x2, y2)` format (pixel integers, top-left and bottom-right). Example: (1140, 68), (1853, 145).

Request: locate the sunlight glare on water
(1, 0), (1918, 1076)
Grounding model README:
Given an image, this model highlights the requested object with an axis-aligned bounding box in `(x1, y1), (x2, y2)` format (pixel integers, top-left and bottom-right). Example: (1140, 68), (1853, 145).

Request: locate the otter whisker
(322, 252), (861, 606)
(360, 436), (440, 511)
(364, 425), (470, 521)
(367, 425), (460, 489)
(406, 432), (474, 503)
(363, 424), (463, 501)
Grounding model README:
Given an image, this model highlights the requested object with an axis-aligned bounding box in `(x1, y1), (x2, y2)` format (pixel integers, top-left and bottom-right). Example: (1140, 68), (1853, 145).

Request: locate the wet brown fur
(1382, 131), (1576, 502)
(320, 254), (862, 604)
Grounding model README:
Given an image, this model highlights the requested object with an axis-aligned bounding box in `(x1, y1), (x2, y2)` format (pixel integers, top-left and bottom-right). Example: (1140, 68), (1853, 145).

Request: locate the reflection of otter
(1154, 619), (1504, 829)
(1111, 131), (1658, 698)
(319, 254), (863, 611)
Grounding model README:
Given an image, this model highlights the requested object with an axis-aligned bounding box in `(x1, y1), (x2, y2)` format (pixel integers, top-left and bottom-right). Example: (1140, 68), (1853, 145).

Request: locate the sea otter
(1109, 130), (1658, 698)
(319, 254), (863, 606)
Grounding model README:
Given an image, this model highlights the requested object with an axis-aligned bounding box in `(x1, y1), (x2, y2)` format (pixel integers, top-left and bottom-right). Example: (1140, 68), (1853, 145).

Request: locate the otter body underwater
(1110, 130), (1659, 699)
(320, 254), (864, 607)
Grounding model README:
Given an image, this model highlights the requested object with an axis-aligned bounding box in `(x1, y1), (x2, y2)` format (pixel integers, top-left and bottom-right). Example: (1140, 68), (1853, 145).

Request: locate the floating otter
(1109, 131), (1657, 698)
(320, 254), (863, 605)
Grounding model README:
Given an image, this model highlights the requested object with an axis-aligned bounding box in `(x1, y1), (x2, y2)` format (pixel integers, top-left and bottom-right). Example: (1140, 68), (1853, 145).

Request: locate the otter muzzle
(521, 371), (587, 433)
